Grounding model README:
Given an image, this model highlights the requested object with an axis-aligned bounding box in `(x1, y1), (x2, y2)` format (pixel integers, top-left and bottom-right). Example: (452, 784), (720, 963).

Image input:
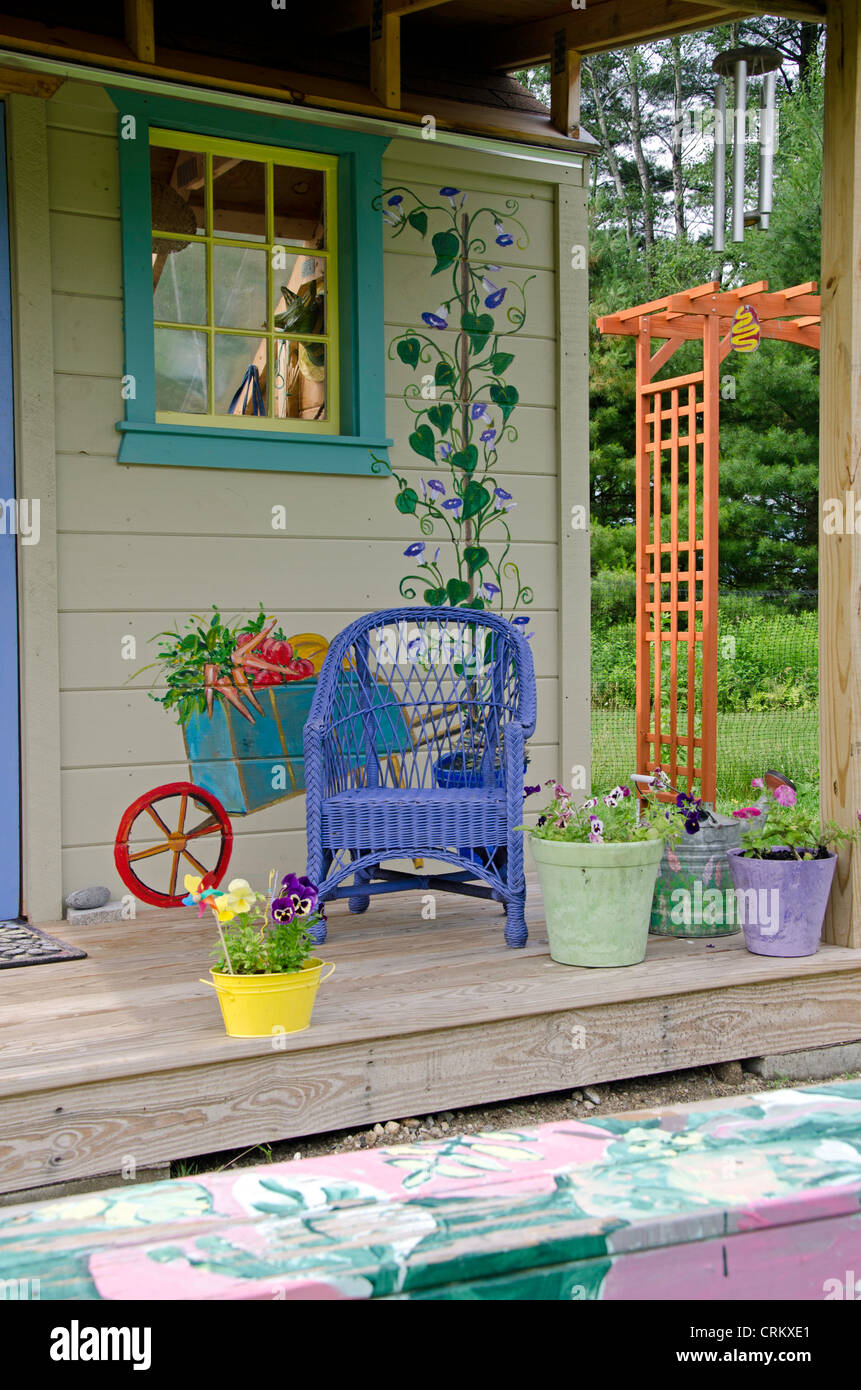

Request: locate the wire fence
(590, 575), (818, 810)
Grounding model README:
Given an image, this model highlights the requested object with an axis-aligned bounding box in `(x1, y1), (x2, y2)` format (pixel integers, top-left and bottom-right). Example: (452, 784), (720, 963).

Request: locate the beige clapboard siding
(57, 609), (557, 688)
(55, 453), (557, 541)
(384, 254), (555, 331)
(43, 84), (569, 895)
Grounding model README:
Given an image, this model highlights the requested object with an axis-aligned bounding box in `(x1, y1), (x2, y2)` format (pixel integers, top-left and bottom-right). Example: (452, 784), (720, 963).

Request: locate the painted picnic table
(2, 1081), (861, 1300)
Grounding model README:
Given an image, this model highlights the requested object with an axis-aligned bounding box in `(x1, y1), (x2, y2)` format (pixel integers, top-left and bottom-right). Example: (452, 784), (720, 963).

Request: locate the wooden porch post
(820, 0), (861, 948)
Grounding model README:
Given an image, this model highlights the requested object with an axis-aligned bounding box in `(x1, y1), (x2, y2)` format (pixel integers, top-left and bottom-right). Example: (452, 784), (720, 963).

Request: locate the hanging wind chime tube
(711, 46), (781, 251)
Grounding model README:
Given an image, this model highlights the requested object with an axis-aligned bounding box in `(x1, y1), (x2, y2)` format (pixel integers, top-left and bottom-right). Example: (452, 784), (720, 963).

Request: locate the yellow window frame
(150, 127), (340, 435)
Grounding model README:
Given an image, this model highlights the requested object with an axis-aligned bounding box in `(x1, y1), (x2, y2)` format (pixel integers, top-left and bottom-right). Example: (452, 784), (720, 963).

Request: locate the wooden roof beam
(370, 1), (455, 110)
(124, 0), (154, 65)
(488, 2), (753, 67)
(550, 27), (581, 136)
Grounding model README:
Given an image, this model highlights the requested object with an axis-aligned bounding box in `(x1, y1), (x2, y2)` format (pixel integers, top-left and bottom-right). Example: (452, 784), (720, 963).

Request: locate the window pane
(273, 164), (325, 246)
(272, 256), (326, 337)
(272, 339), (327, 423)
(212, 158), (266, 242)
(213, 246), (267, 330)
(214, 333), (268, 416)
(155, 328), (208, 414)
(150, 145), (206, 236)
(154, 240), (205, 325)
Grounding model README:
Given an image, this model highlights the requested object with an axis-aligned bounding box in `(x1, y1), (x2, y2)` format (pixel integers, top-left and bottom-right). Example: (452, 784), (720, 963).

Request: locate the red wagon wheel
(114, 781), (233, 908)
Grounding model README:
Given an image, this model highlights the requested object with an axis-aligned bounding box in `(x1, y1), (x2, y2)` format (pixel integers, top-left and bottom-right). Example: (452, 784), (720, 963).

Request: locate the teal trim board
(0, 104), (20, 919)
(109, 88), (391, 475)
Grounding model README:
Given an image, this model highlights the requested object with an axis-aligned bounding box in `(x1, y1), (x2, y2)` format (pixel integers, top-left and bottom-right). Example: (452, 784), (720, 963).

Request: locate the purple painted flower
(422, 305), (448, 330)
(483, 582), (500, 597)
(495, 221), (514, 247)
(481, 428), (497, 444)
(427, 478), (445, 495)
(433, 546), (441, 563)
(494, 487), (512, 502)
(512, 615), (529, 626)
(404, 541), (425, 558)
(442, 497), (462, 511)
(471, 402), (491, 422)
(439, 442), (452, 460)
(387, 194), (404, 206)
(439, 186), (460, 208)
(482, 278), (506, 309)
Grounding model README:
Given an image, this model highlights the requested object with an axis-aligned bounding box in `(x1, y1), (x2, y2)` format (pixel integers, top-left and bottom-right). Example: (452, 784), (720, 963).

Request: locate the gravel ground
(172, 1061), (860, 1176)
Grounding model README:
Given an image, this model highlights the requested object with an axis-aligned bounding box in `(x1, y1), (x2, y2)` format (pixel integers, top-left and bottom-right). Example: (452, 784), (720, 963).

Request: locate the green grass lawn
(591, 707), (818, 813)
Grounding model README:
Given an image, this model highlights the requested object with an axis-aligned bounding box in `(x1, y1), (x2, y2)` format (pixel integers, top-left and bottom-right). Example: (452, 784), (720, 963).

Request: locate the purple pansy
(523, 784), (541, 797)
(277, 873), (319, 919)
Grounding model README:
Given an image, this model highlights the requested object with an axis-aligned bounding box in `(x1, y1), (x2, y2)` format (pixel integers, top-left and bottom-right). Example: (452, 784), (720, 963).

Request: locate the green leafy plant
(193, 871), (323, 976)
(519, 781), (683, 846)
(373, 183), (535, 623)
(734, 781), (861, 860)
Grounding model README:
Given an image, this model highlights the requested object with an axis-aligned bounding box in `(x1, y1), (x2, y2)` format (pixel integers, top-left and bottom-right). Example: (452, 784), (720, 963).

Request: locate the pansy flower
(279, 873), (319, 918)
(523, 783), (541, 797)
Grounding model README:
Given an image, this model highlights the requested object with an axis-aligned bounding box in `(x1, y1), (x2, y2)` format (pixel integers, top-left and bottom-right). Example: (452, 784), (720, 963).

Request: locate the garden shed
(0, 0), (859, 1198)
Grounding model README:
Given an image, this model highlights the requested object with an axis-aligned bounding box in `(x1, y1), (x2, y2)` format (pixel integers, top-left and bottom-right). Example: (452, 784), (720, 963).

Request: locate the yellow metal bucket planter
(204, 959), (335, 1038)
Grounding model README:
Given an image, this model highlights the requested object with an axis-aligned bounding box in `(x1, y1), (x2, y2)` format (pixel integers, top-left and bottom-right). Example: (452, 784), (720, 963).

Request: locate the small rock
(292, 1151), (301, 1161)
(373, 1123), (384, 1135)
(712, 1060), (744, 1084)
(440, 1111), (455, 1122)
(402, 1118), (420, 1130)
(583, 1086), (602, 1105)
(583, 1100), (595, 1110)
(439, 1121), (450, 1131)
(570, 1089), (584, 1103)
(428, 1126), (442, 1137)
(384, 1121), (400, 1134)
(65, 886), (111, 910)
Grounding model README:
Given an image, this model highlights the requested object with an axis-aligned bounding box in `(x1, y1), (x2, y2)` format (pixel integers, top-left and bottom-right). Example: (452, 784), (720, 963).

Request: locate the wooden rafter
(124, 0), (154, 65)
(369, 0), (455, 109)
(487, 2), (753, 68)
(550, 28), (581, 136)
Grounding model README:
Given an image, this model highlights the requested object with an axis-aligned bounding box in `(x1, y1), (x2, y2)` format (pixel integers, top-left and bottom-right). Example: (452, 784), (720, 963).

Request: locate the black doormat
(0, 920), (87, 969)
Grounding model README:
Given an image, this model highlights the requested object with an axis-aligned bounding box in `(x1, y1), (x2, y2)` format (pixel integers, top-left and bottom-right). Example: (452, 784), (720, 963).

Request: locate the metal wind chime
(712, 45), (781, 251)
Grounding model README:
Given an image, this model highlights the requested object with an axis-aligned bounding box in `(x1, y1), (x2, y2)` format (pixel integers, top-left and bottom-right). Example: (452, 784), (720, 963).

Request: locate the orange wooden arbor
(597, 280), (821, 805)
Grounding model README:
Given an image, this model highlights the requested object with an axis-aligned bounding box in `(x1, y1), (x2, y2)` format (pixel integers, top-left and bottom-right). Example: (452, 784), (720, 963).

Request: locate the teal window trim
(108, 88), (392, 474)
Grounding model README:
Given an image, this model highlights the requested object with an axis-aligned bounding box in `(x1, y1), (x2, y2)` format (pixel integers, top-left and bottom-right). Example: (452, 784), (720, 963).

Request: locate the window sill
(116, 421), (391, 474)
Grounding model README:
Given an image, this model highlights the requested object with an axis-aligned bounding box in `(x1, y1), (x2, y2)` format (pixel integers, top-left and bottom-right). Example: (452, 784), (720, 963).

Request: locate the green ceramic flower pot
(529, 836), (664, 967)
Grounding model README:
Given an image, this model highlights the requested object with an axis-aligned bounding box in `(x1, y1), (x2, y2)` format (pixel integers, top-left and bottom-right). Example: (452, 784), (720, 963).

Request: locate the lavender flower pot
(726, 848), (836, 957)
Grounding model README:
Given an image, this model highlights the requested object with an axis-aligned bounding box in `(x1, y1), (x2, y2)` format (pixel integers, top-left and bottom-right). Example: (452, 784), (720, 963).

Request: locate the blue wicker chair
(303, 607), (536, 947)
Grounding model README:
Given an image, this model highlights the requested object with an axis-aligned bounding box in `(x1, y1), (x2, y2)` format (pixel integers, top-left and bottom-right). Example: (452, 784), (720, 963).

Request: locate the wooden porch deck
(2, 880), (861, 1197)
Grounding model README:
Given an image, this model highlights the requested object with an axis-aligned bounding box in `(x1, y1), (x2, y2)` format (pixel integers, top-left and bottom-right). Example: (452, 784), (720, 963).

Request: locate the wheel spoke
(186, 815), (220, 840)
(176, 793), (188, 835)
(129, 842), (171, 863)
(182, 847), (208, 875)
(145, 803), (172, 838)
(168, 851), (180, 898)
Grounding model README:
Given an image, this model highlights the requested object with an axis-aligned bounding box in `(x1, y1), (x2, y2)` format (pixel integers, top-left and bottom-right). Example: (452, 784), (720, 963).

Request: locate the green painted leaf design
(408, 425), (436, 461)
(464, 597), (485, 609)
(461, 481), (490, 521)
(490, 351), (514, 376)
(490, 382), (519, 422)
(396, 488), (419, 514)
(397, 337), (421, 368)
(446, 578), (471, 605)
(464, 544), (489, 575)
(431, 229), (459, 275)
(424, 587), (448, 606)
(461, 311), (494, 355)
(450, 444), (478, 474)
(434, 361), (456, 388)
(427, 404), (453, 435)
(407, 209), (428, 236)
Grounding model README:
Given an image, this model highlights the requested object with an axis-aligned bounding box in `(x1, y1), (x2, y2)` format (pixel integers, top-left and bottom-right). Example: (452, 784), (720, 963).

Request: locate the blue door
(0, 104), (20, 919)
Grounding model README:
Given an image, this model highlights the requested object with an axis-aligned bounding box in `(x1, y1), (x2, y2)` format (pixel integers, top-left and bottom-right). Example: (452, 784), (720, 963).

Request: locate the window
(150, 131), (338, 433)
(112, 91), (391, 474)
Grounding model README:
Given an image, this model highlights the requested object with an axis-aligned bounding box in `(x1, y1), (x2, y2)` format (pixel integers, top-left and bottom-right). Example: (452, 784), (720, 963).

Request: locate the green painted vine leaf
(464, 597), (486, 609)
(396, 488), (419, 514)
(446, 578), (471, 605)
(490, 382), (519, 421)
(461, 481), (491, 520)
(427, 404), (453, 434)
(490, 351), (514, 376)
(450, 444), (478, 474)
(397, 337), (421, 368)
(424, 586), (448, 606)
(464, 544), (489, 575)
(408, 425), (436, 461)
(431, 229), (459, 276)
(461, 312), (494, 355)
(407, 209), (428, 236)
(434, 361), (456, 388)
